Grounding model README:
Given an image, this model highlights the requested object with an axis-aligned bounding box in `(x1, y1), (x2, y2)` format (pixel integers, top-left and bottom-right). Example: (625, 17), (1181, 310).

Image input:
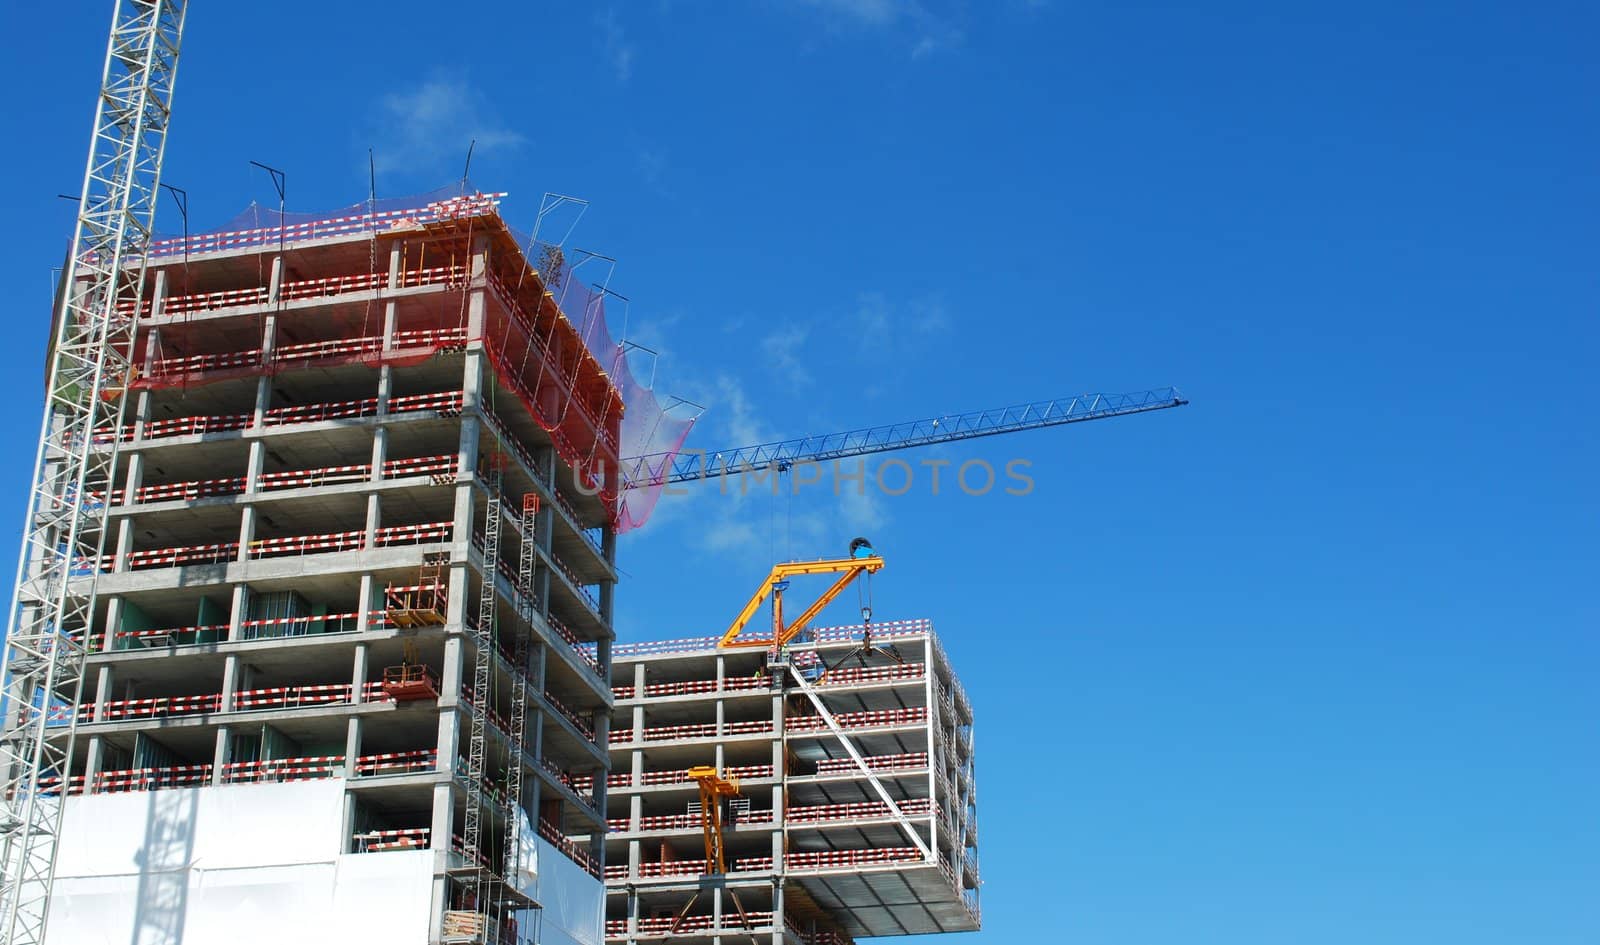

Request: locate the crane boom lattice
(623, 387), (1187, 488)
(0, 3), (186, 943)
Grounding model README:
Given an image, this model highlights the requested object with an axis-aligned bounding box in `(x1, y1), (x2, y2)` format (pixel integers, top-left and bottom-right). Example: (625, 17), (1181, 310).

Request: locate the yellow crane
(687, 766), (741, 875)
(719, 537), (883, 655)
(668, 766), (753, 935)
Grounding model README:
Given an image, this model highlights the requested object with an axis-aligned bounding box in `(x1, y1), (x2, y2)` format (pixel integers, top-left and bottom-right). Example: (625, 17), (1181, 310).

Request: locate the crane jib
(620, 387), (1188, 488)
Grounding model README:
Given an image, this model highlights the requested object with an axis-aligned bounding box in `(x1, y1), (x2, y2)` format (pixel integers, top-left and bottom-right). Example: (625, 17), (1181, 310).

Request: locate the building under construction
(35, 190), (624, 944)
(598, 620), (980, 944)
(15, 190), (983, 945)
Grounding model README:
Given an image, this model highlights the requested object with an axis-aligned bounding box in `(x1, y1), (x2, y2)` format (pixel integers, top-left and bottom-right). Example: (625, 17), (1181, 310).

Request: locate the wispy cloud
(790, 0), (965, 56)
(370, 75), (524, 176)
(854, 290), (950, 353)
(599, 8), (635, 83)
(710, 373), (781, 449)
(761, 324), (813, 387)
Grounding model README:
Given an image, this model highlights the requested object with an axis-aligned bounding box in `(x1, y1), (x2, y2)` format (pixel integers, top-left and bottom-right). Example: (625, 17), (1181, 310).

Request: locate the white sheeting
(514, 807), (540, 895)
(45, 779), (433, 945)
(523, 836), (602, 945)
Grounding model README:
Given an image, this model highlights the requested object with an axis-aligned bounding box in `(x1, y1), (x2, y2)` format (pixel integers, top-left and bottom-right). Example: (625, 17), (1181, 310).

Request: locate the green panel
(195, 594), (226, 644)
(114, 599), (154, 651)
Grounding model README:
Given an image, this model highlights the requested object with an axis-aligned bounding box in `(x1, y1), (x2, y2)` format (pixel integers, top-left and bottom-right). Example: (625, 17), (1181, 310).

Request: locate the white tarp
(514, 807), (540, 894)
(523, 836), (603, 945)
(45, 779), (433, 945)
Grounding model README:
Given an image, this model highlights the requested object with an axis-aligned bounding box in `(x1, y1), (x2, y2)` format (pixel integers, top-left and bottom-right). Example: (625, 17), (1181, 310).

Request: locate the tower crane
(688, 389), (1190, 877)
(0, 4), (186, 943)
(622, 387), (1187, 489)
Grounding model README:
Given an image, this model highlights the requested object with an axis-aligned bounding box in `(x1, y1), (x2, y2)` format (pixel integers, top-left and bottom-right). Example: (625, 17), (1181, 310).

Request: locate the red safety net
(131, 183), (694, 532)
(509, 228), (694, 532)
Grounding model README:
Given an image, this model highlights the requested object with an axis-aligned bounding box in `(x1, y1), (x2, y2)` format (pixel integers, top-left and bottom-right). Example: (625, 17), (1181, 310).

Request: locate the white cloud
(761, 324), (813, 388)
(853, 290), (949, 353)
(790, 0), (964, 56)
(371, 76), (524, 176)
(599, 9), (635, 83)
(709, 373), (780, 450)
(800, 0), (905, 26)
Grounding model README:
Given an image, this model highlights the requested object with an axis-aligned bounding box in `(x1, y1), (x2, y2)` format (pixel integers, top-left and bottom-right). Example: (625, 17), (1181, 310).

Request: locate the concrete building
(597, 619), (980, 944)
(42, 190), (617, 944)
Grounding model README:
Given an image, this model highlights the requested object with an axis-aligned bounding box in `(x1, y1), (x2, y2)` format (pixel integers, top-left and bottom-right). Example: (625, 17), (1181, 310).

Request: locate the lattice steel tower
(0, 3), (186, 942)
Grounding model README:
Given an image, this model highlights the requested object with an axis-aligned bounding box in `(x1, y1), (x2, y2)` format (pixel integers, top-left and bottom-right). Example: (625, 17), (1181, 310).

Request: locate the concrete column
(530, 712), (545, 782)
(534, 564), (552, 621)
(211, 726), (230, 786)
(435, 706), (461, 774)
(120, 450), (146, 505)
(344, 717), (363, 778)
(466, 235), (489, 338)
(370, 427), (389, 483)
(461, 348), (485, 414)
(446, 564), (470, 631)
(228, 584), (249, 642)
(111, 518), (135, 574)
(527, 715), (544, 816)
(268, 255), (284, 304)
(149, 268), (168, 318)
(716, 699), (725, 739)
(364, 494), (381, 550)
(771, 881), (785, 945)
(91, 665), (115, 722)
(376, 365), (394, 416)
(712, 885), (723, 933)
(237, 505), (257, 563)
(131, 390), (153, 442)
(340, 791), (358, 854)
(771, 692), (786, 861)
(219, 655), (240, 712)
(387, 240), (403, 290)
(428, 781), (453, 850)
(82, 736), (105, 794)
(356, 573), (376, 633)
(351, 643), (370, 705)
(538, 447), (557, 516)
(99, 597), (123, 654)
(591, 707), (610, 866)
(251, 314), (277, 425)
(600, 528), (617, 650)
(244, 440), (266, 494)
(626, 886), (639, 938)
(440, 636), (464, 703)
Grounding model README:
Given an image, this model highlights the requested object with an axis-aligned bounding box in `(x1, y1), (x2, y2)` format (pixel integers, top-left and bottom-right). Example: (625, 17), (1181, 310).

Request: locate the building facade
(40, 192), (615, 944)
(600, 620), (980, 944)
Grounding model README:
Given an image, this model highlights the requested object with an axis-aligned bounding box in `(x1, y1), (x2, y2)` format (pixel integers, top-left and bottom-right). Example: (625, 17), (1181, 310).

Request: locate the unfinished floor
(37, 189), (620, 944)
(595, 620), (980, 944)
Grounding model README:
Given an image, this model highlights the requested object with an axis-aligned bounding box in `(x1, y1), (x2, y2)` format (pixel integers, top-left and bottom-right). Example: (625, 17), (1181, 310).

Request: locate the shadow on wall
(129, 785), (197, 945)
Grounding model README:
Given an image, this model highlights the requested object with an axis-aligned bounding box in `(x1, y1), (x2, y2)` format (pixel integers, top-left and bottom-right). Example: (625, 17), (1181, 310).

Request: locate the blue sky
(5, 2), (1597, 943)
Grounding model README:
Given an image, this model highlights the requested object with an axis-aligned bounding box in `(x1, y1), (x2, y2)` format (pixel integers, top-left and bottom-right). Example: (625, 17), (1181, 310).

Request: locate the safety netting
(132, 183), (694, 532)
(522, 237), (694, 532)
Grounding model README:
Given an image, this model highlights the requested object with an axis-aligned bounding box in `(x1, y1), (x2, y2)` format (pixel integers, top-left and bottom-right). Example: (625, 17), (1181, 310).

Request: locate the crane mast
(0, 3), (186, 942)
